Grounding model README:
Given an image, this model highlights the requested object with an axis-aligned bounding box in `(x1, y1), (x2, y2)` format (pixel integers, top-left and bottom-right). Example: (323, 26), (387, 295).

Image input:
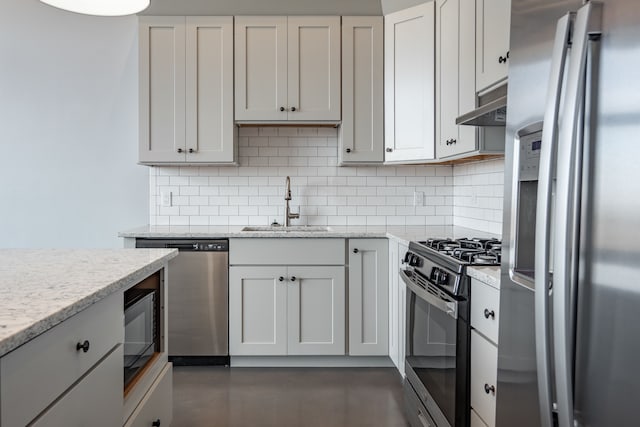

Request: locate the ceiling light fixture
(40, 0), (150, 16)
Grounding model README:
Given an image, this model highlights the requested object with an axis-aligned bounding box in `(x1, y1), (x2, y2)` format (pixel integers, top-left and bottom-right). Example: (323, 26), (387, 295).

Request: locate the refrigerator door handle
(553, 3), (603, 427)
(534, 12), (573, 427)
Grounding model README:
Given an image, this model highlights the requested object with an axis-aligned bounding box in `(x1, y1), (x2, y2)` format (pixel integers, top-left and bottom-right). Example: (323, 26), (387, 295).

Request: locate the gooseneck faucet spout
(284, 176), (300, 227)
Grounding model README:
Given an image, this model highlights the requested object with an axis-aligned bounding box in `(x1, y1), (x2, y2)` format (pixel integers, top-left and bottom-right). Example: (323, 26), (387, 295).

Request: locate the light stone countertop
(467, 265), (501, 289)
(120, 225), (500, 247)
(0, 248), (178, 358)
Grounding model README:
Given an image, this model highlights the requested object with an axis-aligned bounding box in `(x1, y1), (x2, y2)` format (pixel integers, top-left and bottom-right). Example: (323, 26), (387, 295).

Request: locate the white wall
(0, 1), (148, 248)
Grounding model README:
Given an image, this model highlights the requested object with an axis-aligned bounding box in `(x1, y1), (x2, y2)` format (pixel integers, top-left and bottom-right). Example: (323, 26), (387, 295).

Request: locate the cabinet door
(471, 330), (498, 427)
(287, 266), (346, 355)
(185, 17), (235, 163)
(235, 16), (288, 121)
(388, 240), (400, 369)
(436, 0), (478, 159)
(340, 16), (384, 164)
(476, 0), (511, 92)
(384, 3), (436, 162)
(139, 16), (186, 163)
(398, 242), (408, 377)
(287, 16), (341, 121)
(229, 266), (288, 355)
(348, 239), (389, 355)
(124, 363), (173, 427)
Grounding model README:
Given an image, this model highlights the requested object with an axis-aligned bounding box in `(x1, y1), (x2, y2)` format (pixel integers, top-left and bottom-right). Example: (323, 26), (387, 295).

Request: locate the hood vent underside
(456, 83), (507, 126)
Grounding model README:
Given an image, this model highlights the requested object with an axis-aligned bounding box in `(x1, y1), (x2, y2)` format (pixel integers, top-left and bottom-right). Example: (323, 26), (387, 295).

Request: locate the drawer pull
(278, 276), (284, 282)
(353, 248), (359, 254)
(76, 340), (90, 353)
(484, 308), (495, 319)
(290, 276), (297, 282)
(152, 420), (161, 427)
(484, 383), (496, 394)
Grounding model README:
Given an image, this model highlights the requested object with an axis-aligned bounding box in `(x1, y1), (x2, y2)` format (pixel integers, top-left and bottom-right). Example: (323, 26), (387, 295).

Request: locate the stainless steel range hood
(456, 83), (507, 126)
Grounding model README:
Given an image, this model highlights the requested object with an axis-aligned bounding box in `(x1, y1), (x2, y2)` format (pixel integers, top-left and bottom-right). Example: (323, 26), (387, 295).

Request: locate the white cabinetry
(235, 16), (341, 122)
(348, 239), (389, 356)
(123, 363), (173, 427)
(339, 17), (384, 164)
(384, 2), (436, 163)
(0, 292), (123, 427)
(229, 239), (346, 356)
(139, 16), (235, 165)
(388, 240), (408, 375)
(470, 269), (501, 427)
(436, 0), (478, 159)
(475, 0), (511, 92)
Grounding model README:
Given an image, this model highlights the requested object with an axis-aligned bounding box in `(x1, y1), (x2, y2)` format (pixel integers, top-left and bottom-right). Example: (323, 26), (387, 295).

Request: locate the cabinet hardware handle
(291, 107), (296, 112)
(484, 383), (496, 394)
(76, 340), (90, 353)
(280, 107), (285, 112)
(353, 248), (359, 254)
(346, 148), (351, 153)
(152, 420), (161, 427)
(177, 148), (183, 153)
(290, 276), (297, 282)
(450, 139), (456, 145)
(278, 276), (284, 282)
(499, 54), (509, 64)
(484, 309), (495, 319)
(386, 147), (393, 153)
(188, 148), (195, 153)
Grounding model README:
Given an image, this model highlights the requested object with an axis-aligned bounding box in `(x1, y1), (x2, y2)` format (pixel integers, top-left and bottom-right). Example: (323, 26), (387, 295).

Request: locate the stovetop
(418, 237), (502, 266)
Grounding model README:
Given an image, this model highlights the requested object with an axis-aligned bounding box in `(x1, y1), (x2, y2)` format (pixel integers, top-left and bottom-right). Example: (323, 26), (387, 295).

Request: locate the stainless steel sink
(241, 226), (331, 232)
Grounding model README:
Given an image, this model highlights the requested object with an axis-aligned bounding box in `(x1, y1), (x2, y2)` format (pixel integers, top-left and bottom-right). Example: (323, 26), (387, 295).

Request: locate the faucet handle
(289, 206), (300, 219)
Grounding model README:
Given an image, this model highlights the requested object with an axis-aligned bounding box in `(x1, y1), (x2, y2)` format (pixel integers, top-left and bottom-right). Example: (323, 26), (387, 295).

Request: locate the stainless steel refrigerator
(498, 0), (640, 426)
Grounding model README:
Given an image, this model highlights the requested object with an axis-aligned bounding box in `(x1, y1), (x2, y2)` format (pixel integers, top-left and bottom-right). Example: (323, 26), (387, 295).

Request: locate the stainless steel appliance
(136, 239), (229, 365)
(402, 238), (501, 427)
(498, 0), (640, 426)
(123, 287), (158, 387)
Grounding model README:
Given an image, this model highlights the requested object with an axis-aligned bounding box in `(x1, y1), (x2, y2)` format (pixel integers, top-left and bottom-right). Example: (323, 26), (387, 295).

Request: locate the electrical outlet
(161, 191), (172, 207)
(413, 191), (424, 206)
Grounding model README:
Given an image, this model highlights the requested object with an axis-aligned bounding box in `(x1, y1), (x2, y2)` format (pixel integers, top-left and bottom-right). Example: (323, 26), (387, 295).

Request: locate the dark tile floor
(172, 366), (410, 427)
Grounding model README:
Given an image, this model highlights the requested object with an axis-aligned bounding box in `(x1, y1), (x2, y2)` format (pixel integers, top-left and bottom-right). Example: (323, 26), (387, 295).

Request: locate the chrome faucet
(284, 176), (300, 227)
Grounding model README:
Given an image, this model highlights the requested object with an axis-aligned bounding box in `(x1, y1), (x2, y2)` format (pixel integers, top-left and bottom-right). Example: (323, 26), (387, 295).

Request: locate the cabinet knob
(188, 148), (195, 153)
(290, 276), (297, 282)
(152, 420), (161, 427)
(280, 107), (285, 112)
(386, 147), (393, 153)
(278, 276), (284, 282)
(450, 139), (456, 145)
(177, 148), (183, 153)
(291, 107), (296, 112)
(484, 383), (496, 394)
(484, 309), (495, 319)
(353, 248), (359, 254)
(498, 54), (509, 64)
(76, 340), (90, 353)
(345, 148), (351, 153)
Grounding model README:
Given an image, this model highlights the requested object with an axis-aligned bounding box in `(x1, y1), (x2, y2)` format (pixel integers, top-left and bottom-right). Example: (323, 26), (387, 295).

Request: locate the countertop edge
(467, 266), (501, 289)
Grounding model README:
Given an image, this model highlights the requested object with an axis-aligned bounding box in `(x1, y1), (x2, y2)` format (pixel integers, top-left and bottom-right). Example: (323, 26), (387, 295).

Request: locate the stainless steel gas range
(402, 238), (501, 427)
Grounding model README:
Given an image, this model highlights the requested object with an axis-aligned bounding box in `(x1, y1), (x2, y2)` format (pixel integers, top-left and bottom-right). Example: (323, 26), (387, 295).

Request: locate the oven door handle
(400, 270), (458, 319)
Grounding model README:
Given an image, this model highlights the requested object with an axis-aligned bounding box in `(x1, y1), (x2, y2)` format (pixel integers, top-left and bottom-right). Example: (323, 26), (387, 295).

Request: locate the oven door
(402, 269), (459, 427)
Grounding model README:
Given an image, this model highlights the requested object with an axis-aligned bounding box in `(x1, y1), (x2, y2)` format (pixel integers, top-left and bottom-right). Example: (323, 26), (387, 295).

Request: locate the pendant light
(40, 0), (150, 16)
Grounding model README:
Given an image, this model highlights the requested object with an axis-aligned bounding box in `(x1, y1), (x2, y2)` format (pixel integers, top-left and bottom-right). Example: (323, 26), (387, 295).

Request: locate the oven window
(124, 289), (157, 387)
(406, 288), (457, 425)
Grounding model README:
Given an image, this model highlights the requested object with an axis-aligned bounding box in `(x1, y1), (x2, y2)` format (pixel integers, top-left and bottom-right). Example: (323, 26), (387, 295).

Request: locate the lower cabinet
(229, 265), (346, 356)
(388, 240), (408, 374)
(124, 363), (173, 427)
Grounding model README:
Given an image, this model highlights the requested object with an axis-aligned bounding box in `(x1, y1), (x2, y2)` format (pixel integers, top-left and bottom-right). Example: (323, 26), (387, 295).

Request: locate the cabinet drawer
(471, 408), (490, 427)
(471, 278), (500, 344)
(1, 292), (123, 427)
(230, 238), (345, 265)
(30, 345), (123, 427)
(124, 363), (173, 427)
(471, 330), (498, 427)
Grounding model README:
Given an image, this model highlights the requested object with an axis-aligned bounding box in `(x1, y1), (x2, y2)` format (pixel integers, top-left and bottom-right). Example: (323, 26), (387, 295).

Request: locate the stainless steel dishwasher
(136, 238), (229, 365)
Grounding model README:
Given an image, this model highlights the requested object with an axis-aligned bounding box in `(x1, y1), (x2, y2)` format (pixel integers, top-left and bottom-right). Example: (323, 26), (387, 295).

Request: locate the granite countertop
(467, 265), (501, 289)
(0, 248), (178, 358)
(120, 225), (500, 246)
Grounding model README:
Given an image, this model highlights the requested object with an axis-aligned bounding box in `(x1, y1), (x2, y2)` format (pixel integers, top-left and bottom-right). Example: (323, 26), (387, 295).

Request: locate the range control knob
(409, 255), (421, 267)
(403, 252), (413, 264)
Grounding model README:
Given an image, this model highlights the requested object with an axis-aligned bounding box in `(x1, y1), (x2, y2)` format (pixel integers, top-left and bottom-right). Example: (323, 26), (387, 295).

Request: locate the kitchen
(1, 0), (638, 426)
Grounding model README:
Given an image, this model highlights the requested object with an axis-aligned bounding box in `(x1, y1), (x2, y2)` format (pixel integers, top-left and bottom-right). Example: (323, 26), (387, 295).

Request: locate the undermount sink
(241, 226), (331, 232)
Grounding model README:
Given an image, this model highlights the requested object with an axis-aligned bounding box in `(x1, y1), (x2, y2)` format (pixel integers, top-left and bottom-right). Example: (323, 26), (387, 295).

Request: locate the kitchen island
(0, 248), (178, 427)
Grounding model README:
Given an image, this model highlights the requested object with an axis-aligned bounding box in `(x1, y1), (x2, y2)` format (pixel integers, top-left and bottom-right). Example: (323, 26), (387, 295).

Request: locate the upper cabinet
(436, 0), (477, 159)
(339, 17), (384, 164)
(235, 16), (341, 122)
(384, 3), (436, 163)
(139, 16), (236, 165)
(475, 0), (511, 92)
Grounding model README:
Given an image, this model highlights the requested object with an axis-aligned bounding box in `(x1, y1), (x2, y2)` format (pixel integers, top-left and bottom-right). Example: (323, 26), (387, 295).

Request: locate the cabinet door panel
(471, 330), (498, 427)
(124, 363), (172, 427)
(287, 266), (346, 355)
(476, 0), (511, 91)
(186, 17), (234, 163)
(287, 17), (341, 121)
(388, 240), (400, 368)
(235, 17), (288, 120)
(229, 266), (287, 355)
(348, 239), (389, 355)
(398, 242), (408, 377)
(384, 3), (435, 162)
(139, 17), (186, 163)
